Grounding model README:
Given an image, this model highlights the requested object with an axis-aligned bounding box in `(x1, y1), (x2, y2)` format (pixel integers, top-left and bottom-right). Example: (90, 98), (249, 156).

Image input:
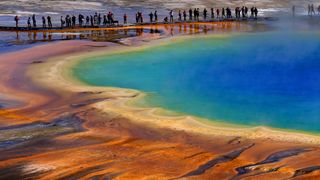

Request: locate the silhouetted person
(154, 11), (158, 22)
(203, 8), (207, 20)
(86, 16), (90, 26)
(216, 8), (220, 18)
(103, 15), (107, 25)
(254, 7), (258, 18)
(47, 16), (52, 28)
(149, 12), (154, 22)
(189, 8), (192, 20)
(27, 17), (31, 28)
(135, 13), (138, 23)
(211, 8), (214, 19)
(311, 4), (316, 15)
(222, 8), (225, 18)
(292, 5), (295, 17)
(72, 15), (76, 27)
(241, 6), (245, 18)
(66, 15), (71, 27)
(32, 14), (36, 27)
(79, 14), (84, 26)
(123, 14), (127, 24)
(169, 10), (174, 23)
(183, 10), (187, 21)
(98, 14), (102, 25)
(42, 16), (46, 28)
(14, 15), (19, 28)
(164, 16), (168, 23)
(60, 16), (65, 27)
(251, 7), (254, 17)
(178, 10), (182, 21)
(90, 15), (94, 26)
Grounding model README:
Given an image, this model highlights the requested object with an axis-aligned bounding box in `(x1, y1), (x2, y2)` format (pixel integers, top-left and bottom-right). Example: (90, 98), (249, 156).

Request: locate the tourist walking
(311, 4), (316, 15)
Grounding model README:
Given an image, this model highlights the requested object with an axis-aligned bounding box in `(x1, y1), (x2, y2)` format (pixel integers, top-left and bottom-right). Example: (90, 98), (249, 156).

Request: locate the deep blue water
(73, 32), (320, 133)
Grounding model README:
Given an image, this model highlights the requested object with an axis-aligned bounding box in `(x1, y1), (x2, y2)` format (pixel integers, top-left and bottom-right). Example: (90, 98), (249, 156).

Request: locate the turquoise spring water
(73, 32), (320, 133)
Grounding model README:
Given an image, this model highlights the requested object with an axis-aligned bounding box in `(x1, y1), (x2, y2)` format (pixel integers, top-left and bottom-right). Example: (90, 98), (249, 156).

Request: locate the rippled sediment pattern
(73, 32), (320, 133)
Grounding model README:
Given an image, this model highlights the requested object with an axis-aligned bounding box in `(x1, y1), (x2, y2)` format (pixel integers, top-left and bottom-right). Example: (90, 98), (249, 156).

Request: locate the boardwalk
(1, 17), (277, 32)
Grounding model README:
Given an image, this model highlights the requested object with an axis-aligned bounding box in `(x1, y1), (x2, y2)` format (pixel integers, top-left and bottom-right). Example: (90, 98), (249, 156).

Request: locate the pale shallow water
(73, 31), (320, 133)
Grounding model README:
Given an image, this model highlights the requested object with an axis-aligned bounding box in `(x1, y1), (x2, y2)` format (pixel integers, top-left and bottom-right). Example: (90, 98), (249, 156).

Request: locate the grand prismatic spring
(1, 1), (320, 179)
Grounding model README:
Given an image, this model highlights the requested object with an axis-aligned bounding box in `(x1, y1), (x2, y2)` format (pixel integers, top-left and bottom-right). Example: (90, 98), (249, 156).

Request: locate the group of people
(235, 6), (258, 18)
(307, 4), (320, 15)
(162, 7), (258, 23)
(60, 12), (118, 28)
(18, 14), (53, 28)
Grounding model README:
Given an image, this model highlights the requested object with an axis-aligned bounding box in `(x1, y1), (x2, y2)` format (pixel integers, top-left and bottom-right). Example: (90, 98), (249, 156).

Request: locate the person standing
(72, 15), (76, 27)
(311, 4), (316, 15)
(216, 8), (220, 18)
(254, 7), (258, 18)
(42, 16), (46, 28)
(149, 12), (154, 22)
(251, 7), (254, 17)
(32, 14), (37, 27)
(123, 14), (127, 24)
(189, 8), (193, 20)
(222, 8), (225, 18)
(183, 10), (187, 21)
(169, 10), (174, 23)
(27, 17), (31, 28)
(203, 8), (207, 20)
(86, 16), (89, 26)
(178, 10), (182, 21)
(292, 5), (295, 17)
(211, 8), (214, 19)
(60, 16), (65, 27)
(154, 11), (158, 22)
(14, 15), (19, 28)
(47, 16), (52, 28)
